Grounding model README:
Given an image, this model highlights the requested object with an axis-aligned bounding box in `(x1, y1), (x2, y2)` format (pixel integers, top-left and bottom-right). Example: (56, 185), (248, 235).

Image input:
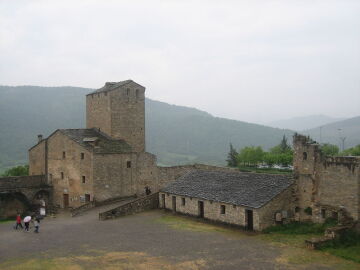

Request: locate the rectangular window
(220, 205), (226, 214)
(61, 172), (64, 179)
(62, 151), (66, 159)
(181, 197), (185, 206)
(127, 161), (131, 168)
(81, 153), (85, 160)
(82, 176), (86, 183)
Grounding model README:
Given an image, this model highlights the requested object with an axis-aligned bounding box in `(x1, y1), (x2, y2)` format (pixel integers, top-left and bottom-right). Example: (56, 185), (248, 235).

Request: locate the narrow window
(321, 209), (326, 219)
(104, 92), (107, 96)
(136, 89), (139, 99)
(61, 172), (64, 179)
(81, 153), (85, 160)
(127, 161), (131, 168)
(303, 152), (307, 160)
(82, 176), (86, 183)
(181, 197), (185, 206)
(126, 88), (130, 96)
(221, 205), (226, 214)
(62, 151), (66, 159)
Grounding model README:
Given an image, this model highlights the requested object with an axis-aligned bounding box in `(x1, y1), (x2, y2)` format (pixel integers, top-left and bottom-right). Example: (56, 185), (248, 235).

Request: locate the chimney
(38, 134), (43, 142)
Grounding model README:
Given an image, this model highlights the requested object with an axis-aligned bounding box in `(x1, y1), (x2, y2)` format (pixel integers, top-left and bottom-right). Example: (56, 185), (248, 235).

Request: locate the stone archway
(0, 192), (30, 219)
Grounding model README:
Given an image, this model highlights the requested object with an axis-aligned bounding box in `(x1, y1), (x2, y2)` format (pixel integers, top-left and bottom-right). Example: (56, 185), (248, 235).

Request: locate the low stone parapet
(71, 195), (136, 217)
(99, 192), (159, 221)
(305, 237), (332, 250)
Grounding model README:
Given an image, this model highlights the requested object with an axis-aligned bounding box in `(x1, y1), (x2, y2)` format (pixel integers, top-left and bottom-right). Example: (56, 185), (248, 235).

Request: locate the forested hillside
(0, 85), (295, 171)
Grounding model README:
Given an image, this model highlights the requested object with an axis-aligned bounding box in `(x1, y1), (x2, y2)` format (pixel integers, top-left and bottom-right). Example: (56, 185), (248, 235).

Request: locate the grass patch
(0, 251), (206, 270)
(320, 230), (360, 263)
(263, 219), (337, 235)
(154, 214), (243, 236)
(0, 218), (14, 224)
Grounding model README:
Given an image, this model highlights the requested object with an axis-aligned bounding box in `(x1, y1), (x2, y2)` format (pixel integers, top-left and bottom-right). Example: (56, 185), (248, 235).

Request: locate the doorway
(161, 194), (166, 208)
(198, 201), (204, 218)
(63, 194), (69, 208)
(246, 209), (253, 230)
(85, 194), (91, 203)
(172, 196), (176, 212)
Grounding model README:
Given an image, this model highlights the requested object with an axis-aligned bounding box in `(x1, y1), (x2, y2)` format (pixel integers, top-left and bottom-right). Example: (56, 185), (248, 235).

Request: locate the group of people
(14, 214), (41, 233)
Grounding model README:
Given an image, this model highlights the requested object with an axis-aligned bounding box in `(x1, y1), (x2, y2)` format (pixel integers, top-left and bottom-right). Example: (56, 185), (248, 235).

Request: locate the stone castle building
(28, 80), (235, 209)
(25, 80), (359, 230)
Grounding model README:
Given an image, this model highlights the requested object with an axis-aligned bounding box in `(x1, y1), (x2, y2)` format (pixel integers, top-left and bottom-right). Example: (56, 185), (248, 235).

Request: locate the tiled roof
(161, 170), (294, 208)
(88, 80), (134, 95)
(59, 128), (132, 154)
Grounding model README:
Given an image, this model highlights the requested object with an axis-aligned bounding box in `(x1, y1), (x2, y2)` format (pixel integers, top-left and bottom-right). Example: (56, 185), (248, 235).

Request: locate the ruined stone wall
(47, 131), (93, 208)
(29, 140), (46, 176)
(86, 91), (112, 136)
(92, 152), (137, 201)
(109, 83), (145, 152)
(293, 134), (360, 223)
(313, 157), (360, 222)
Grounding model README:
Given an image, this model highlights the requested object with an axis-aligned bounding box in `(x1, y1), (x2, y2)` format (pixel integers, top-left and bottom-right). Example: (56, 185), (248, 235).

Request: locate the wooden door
(198, 201), (204, 218)
(63, 194), (69, 208)
(161, 194), (166, 208)
(246, 209), (253, 230)
(172, 196), (176, 212)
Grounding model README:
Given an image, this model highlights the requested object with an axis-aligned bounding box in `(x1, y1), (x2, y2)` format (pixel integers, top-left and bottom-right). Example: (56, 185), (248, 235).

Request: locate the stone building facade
(293, 134), (360, 224)
(160, 170), (295, 231)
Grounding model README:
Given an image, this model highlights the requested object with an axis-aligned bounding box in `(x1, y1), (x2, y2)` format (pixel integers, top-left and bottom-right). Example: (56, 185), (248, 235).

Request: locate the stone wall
(0, 175), (46, 190)
(99, 193), (159, 220)
(47, 131), (93, 208)
(93, 152), (137, 201)
(29, 140), (46, 176)
(256, 184), (296, 230)
(136, 152), (159, 196)
(293, 134), (360, 223)
(160, 185), (294, 231)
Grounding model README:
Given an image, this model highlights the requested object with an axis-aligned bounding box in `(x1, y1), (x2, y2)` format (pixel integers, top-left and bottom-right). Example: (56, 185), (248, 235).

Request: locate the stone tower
(86, 80), (145, 152)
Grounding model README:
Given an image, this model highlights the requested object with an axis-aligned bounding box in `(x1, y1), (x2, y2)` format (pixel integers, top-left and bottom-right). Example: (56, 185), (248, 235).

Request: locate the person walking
(14, 214), (23, 230)
(23, 216), (31, 232)
(33, 218), (40, 233)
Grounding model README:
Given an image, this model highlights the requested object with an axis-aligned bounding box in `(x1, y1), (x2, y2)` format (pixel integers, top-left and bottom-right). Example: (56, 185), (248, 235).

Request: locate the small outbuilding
(159, 170), (295, 231)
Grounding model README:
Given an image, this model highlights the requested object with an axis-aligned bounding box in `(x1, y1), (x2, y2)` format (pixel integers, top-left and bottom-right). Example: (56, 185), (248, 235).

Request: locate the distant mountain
(303, 116), (360, 150)
(0, 85), (295, 171)
(267, 115), (344, 131)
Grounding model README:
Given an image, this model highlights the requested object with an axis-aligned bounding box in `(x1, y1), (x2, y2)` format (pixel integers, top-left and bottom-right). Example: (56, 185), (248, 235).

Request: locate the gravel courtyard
(0, 209), (358, 270)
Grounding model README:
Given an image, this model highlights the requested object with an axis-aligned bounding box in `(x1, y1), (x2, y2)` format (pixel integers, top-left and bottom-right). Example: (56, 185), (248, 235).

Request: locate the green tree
(280, 135), (291, 153)
(1, 165), (29, 177)
(237, 146), (264, 167)
(341, 145), (360, 156)
(226, 143), (238, 167)
(320, 143), (339, 156)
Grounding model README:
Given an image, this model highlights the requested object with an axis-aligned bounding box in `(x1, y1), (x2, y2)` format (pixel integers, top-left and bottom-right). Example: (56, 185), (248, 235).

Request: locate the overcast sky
(0, 0), (359, 124)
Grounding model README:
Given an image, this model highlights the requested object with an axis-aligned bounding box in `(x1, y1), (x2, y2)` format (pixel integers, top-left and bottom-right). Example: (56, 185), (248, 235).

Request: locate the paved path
(0, 209), (349, 270)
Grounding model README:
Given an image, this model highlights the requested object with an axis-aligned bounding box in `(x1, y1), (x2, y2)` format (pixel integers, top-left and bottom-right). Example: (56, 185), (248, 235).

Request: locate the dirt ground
(0, 208), (358, 270)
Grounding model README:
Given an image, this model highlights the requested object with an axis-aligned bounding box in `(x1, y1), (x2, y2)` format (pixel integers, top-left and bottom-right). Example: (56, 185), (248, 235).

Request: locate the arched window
(303, 152), (307, 160)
